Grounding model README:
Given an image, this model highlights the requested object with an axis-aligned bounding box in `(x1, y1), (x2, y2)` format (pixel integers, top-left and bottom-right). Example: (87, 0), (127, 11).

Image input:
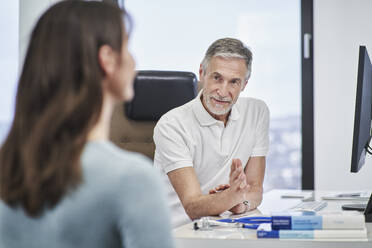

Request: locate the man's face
(200, 56), (248, 118)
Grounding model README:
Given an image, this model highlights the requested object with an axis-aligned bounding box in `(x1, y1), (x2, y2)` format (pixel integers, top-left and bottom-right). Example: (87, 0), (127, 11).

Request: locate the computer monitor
(342, 46), (372, 221)
(350, 46), (372, 173)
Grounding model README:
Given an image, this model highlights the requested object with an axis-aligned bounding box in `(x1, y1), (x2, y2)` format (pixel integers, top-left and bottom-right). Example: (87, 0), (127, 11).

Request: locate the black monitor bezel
(351, 46), (372, 172)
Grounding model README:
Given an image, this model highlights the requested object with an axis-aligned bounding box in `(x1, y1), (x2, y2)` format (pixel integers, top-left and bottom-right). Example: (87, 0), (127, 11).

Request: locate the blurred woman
(0, 1), (173, 247)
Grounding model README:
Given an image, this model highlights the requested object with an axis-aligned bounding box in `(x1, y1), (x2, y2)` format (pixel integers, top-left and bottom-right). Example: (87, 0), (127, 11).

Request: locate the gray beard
(203, 92), (233, 116)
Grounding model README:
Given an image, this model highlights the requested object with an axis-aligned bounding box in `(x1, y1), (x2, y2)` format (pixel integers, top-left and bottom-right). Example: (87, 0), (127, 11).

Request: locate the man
(153, 38), (269, 228)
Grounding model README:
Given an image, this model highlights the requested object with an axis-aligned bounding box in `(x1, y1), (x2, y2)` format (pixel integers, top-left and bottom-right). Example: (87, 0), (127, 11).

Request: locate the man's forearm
(183, 188), (240, 220)
(243, 156), (266, 210)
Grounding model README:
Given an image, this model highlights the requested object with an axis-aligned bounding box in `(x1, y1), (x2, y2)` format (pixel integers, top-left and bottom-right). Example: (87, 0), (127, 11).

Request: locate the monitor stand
(342, 194), (372, 222)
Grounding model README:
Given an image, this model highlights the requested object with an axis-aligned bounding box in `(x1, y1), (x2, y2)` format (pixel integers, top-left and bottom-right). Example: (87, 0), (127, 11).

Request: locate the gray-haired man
(154, 38), (270, 228)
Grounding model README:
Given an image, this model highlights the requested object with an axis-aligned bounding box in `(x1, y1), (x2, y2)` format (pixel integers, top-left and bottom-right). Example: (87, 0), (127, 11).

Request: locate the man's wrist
(243, 200), (251, 211)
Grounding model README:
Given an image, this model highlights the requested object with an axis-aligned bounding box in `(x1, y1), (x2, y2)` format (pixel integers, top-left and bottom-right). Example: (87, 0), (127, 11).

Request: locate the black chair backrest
(125, 70), (198, 121)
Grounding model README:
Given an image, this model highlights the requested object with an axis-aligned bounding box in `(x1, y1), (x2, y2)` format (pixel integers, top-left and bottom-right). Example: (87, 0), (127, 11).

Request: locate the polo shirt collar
(192, 90), (240, 126)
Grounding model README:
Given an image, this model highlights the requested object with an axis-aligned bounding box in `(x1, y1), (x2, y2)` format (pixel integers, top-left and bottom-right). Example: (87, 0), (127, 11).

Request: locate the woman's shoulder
(81, 141), (157, 182)
(80, 141), (165, 208)
(84, 140), (150, 163)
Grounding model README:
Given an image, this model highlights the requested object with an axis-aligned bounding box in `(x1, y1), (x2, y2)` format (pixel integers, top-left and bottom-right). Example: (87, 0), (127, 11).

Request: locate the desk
(173, 189), (372, 248)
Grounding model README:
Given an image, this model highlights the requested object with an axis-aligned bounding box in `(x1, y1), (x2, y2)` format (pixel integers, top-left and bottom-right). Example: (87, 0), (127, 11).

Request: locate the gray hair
(201, 38), (253, 80)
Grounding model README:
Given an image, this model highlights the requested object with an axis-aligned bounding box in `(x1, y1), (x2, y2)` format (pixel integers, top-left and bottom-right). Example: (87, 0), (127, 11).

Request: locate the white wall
(0, 1), (19, 123)
(314, 0), (372, 190)
(0, 0), (55, 142)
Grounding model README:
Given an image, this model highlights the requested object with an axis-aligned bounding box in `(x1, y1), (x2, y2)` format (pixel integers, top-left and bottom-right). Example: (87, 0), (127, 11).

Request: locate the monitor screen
(351, 46), (372, 172)
(341, 46), (372, 217)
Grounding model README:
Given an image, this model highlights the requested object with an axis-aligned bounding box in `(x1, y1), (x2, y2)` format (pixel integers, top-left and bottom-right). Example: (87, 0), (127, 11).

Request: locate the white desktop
(173, 189), (372, 248)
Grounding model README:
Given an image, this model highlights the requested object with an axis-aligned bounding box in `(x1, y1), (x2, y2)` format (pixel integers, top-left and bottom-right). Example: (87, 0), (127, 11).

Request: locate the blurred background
(1, 0), (302, 192)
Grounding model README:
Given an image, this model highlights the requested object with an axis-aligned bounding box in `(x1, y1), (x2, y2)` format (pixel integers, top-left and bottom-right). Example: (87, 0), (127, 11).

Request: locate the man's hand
(208, 183), (251, 214)
(207, 159), (251, 214)
(167, 157), (264, 220)
(228, 159), (248, 200)
(208, 184), (230, 194)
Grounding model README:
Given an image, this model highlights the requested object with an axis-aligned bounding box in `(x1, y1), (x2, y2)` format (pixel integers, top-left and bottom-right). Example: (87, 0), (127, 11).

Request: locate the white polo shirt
(153, 92), (270, 228)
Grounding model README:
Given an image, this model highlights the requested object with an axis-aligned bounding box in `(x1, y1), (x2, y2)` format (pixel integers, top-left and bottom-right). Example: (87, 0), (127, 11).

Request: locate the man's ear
(199, 64), (204, 79)
(241, 80), (248, 91)
(98, 45), (116, 77)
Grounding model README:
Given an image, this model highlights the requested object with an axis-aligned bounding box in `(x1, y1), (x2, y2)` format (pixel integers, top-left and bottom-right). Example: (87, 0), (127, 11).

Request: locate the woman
(0, 1), (173, 247)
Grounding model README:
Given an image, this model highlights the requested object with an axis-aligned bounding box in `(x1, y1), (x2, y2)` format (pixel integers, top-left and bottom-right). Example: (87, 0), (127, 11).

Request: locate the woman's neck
(87, 93), (116, 141)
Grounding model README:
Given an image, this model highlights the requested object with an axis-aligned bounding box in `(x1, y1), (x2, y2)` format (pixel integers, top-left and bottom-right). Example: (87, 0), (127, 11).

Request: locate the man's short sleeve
(153, 118), (193, 174)
(251, 102), (270, 157)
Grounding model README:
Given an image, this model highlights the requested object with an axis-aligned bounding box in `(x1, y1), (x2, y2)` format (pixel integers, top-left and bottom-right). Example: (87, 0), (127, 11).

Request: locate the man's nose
(217, 82), (229, 97)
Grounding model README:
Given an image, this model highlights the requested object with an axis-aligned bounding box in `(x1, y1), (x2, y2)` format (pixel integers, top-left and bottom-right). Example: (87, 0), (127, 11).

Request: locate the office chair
(109, 70), (198, 159)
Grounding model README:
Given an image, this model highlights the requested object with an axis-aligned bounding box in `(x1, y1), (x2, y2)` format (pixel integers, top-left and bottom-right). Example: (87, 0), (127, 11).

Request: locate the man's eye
(214, 75), (219, 80)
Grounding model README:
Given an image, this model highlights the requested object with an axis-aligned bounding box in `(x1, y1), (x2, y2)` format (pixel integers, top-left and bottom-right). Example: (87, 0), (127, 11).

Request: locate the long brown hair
(0, 0), (131, 217)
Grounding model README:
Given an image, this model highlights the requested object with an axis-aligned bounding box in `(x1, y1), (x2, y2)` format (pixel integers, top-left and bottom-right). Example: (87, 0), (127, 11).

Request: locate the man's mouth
(211, 97), (232, 105)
